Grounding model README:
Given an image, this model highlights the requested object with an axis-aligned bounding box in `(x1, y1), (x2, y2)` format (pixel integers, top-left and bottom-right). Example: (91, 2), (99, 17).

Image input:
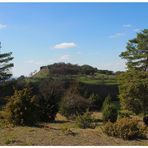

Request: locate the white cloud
(54, 42), (77, 49)
(0, 24), (7, 29)
(123, 24), (132, 28)
(109, 32), (125, 38)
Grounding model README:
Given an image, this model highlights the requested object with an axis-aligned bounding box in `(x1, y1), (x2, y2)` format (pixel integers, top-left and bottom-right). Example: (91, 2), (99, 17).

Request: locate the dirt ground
(0, 113), (147, 146)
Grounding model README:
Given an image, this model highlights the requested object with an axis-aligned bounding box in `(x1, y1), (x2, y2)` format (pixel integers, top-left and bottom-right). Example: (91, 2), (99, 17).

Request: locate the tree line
(40, 62), (115, 76)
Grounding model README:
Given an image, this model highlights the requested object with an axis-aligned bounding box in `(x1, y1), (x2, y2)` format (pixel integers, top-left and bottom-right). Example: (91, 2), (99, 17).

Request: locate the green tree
(60, 85), (90, 118)
(0, 42), (14, 82)
(118, 70), (148, 115)
(38, 79), (64, 122)
(120, 29), (148, 71)
(118, 29), (148, 115)
(102, 95), (118, 123)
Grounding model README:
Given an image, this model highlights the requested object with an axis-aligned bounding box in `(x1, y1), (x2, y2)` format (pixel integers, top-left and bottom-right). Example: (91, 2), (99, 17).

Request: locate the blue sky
(0, 3), (148, 76)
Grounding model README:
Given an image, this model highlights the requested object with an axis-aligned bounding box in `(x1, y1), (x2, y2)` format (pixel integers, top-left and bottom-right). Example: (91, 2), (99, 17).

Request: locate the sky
(0, 2), (148, 77)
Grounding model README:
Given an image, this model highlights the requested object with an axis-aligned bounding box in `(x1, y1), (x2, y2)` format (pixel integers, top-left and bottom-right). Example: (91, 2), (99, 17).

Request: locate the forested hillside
(33, 62), (118, 85)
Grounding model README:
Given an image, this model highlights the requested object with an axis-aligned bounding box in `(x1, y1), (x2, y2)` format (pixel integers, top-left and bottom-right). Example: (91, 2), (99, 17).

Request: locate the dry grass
(0, 112), (147, 146)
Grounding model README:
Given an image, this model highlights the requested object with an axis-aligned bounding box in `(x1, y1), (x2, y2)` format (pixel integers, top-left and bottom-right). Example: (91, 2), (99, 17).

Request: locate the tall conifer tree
(118, 30), (148, 115)
(120, 29), (148, 71)
(0, 42), (14, 82)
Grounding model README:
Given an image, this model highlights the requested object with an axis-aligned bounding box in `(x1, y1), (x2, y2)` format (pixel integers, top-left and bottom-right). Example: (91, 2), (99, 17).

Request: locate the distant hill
(32, 62), (117, 85)
(34, 62), (114, 77)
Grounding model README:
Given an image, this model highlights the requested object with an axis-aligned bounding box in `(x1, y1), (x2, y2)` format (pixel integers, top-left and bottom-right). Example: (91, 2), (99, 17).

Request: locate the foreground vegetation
(0, 113), (147, 146)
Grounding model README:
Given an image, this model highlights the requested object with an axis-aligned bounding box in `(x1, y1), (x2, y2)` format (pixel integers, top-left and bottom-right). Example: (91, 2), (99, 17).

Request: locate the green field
(78, 73), (117, 85)
(32, 72), (117, 85)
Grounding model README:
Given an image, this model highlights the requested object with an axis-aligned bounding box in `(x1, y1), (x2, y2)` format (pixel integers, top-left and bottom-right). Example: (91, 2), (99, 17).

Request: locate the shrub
(102, 95), (118, 123)
(0, 111), (6, 119)
(76, 111), (96, 129)
(103, 117), (147, 140)
(5, 137), (16, 145)
(89, 93), (103, 110)
(38, 79), (64, 122)
(118, 110), (134, 119)
(38, 94), (59, 122)
(5, 88), (39, 126)
(102, 95), (112, 109)
(132, 99), (143, 115)
(60, 86), (90, 118)
(102, 121), (115, 136)
(61, 127), (76, 136)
